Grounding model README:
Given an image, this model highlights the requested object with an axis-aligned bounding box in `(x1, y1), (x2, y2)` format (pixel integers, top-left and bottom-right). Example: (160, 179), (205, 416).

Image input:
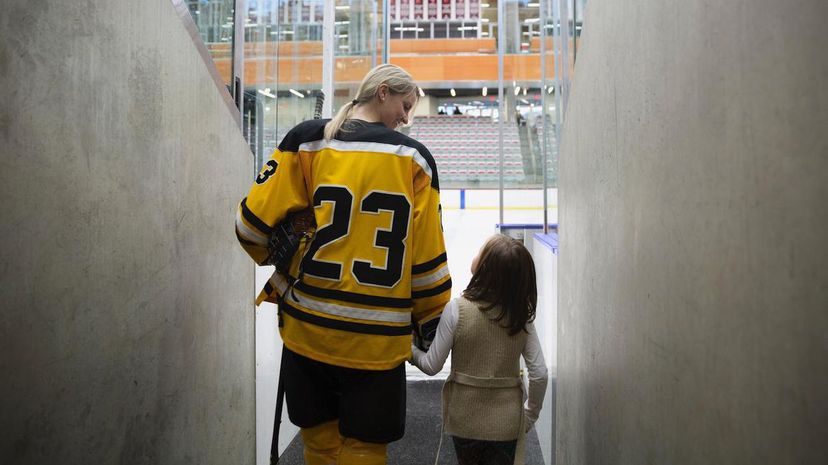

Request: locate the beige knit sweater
(443, 297), (528, 441)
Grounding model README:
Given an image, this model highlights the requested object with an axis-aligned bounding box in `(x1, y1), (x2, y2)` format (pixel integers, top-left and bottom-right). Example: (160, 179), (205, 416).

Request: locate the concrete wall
(0, 1), (255, 463)
(558, 1), (827, 464)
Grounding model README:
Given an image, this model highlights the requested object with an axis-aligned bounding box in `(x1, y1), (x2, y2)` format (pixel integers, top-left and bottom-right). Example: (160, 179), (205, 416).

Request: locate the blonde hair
(324, 64), (418, 140)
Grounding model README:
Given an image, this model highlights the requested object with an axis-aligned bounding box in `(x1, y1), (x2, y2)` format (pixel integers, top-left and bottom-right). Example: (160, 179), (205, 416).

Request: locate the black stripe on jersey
(281, 301), (412, 336)
(339, 122), (440, 191)
(412, 252), (448, 275)
(278, 118), (329, 152)
(235, 229), (258, 247)
(263, 281), (274, 295)
(240, 197), (273, 236)
(278, 119), (441, 191)
(411, 278), (452, 299)
(295, 281), (412, 309)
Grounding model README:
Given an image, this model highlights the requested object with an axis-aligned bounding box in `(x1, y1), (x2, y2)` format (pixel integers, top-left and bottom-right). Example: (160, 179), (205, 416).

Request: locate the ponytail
(324, 99), (358, 141)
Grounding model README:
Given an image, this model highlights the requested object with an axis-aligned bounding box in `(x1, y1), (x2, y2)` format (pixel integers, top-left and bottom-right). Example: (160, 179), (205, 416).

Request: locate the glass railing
(241, 0), (325, 172)
(386, 0), (567, 200)
(179, 0), (578, 190)
(333, 0), (385, 111)
(184, 0), (237, 90)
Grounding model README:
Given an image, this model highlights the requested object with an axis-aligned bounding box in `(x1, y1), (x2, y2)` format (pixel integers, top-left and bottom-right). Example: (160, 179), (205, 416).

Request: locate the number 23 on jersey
(303, 185), (411, 289)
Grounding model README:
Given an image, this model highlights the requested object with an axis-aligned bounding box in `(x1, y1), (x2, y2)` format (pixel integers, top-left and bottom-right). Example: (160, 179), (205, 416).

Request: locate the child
(410, 234), (548, 465)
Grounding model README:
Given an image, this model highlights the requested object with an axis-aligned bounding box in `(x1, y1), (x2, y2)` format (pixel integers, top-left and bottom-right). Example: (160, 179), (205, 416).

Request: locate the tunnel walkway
(277, 379), (547, 464)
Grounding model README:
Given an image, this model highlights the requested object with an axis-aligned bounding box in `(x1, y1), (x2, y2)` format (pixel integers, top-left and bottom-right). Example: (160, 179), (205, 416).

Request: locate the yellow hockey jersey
(236, 119), (451, 370)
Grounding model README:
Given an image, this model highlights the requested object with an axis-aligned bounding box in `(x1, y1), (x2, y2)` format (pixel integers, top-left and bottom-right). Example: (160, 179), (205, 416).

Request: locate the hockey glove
(413, 314), (441, 351)
(265, 209), (316, 273)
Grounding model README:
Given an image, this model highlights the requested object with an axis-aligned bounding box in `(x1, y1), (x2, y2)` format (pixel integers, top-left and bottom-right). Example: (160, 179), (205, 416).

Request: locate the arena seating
(254, 115), (557, 187)
(408, 115), (526, 185)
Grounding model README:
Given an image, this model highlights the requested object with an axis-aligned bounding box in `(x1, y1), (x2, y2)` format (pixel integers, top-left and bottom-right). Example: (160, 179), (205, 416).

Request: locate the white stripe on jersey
(298, 139), (433, 180)
(412, 264), (450, 288)
(288, 287), (412, 324)
(270, 272), (290, 294)
(236, 209), (269, 245)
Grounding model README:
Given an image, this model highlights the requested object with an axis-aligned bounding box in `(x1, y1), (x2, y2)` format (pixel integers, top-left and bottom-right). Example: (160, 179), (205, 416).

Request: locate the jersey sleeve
(235, 147), (309, 265)
(409, 168), (452, 328)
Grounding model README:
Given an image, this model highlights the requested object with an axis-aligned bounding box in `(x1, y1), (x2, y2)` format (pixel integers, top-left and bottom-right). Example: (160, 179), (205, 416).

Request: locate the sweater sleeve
(523, 322), (549, 425)
(410, 298), (458, 375)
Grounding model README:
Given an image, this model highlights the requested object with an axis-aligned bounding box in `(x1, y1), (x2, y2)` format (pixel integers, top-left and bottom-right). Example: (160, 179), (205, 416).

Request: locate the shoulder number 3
(302, 186), (411, 288)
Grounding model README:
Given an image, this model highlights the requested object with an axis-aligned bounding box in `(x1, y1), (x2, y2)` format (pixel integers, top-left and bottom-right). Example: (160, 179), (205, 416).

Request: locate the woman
(236, 64), (452, 465)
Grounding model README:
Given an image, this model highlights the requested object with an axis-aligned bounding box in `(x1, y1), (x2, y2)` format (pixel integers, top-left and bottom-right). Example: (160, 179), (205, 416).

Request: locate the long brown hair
(462, 234), (537, 335)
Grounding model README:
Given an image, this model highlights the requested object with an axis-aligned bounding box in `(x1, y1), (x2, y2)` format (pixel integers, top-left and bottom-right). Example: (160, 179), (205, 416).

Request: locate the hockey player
(236, 64), (451, 465)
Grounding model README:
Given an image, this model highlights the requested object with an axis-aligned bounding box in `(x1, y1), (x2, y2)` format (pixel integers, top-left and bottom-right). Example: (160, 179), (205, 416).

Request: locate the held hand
(409, 343), (429, 373)
(524, 410), (537, 433)
(413, 315), (440, 351)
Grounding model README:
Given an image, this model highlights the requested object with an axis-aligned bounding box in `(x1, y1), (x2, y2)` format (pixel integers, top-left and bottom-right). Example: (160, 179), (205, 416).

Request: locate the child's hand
(409, 344), (421, 365)
(524, 409), (537, 433)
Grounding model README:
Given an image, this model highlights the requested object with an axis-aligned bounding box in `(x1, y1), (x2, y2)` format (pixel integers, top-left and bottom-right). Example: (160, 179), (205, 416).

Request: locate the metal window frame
(497, 0), (505, 225)
(323, 0), (335, 118)
(233, 0), (246, 128)
(541, 0), (549, 233)
(383, 0), (391, 62)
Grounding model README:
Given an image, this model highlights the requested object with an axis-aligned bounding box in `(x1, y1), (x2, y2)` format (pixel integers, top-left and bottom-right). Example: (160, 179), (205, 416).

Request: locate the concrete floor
(277, 379), (548, 464)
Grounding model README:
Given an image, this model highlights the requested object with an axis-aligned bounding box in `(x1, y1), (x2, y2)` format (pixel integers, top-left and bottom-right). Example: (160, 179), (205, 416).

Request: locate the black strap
(271, 346), (287, 464)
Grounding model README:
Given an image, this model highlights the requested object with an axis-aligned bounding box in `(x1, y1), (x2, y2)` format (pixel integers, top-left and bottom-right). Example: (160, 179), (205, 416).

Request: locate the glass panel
(275, 0), (325, 133)
(185, 0), (237, 89)
(539, 0), (585, 223)
(241, 0), (325, 173)
(542, 0), (557, 228)
(333, 0), (385, 118)
(395, 1), (498, 190)
(433, 20), (448, 38)
(501, 0), (542, 225)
